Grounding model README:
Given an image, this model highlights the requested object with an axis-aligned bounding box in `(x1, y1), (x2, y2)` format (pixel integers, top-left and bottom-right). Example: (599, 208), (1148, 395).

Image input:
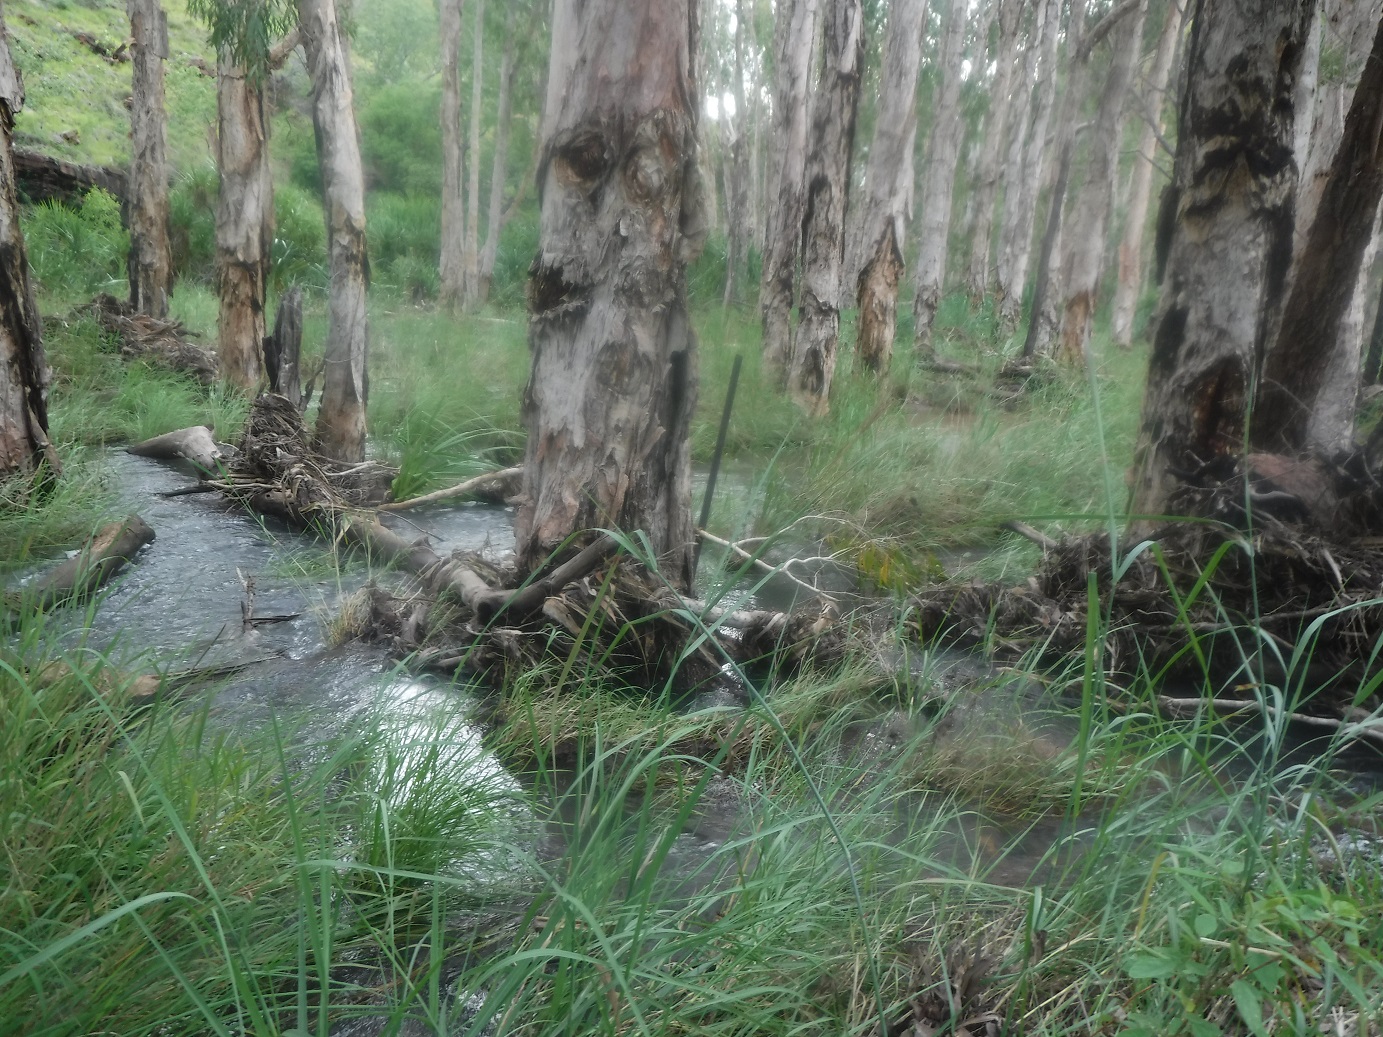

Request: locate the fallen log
(127, 425), (225, 473)
(14, 149), (127, 208)
(378, 465), (523, 511)
(8, 515), (155, 612)
(1155, 696), (1383, 750)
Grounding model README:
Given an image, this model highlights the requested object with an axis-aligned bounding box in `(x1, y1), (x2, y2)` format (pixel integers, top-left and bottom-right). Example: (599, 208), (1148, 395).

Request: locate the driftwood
(379, 465), (523, 511)
(8, 515), (154, 612)
(91, 294), (218, 384)
(14, 149), (127, 208)
(1154, 696), (1383, 750)
(127, 425), (225, 473)
(189, 395), (850, 689)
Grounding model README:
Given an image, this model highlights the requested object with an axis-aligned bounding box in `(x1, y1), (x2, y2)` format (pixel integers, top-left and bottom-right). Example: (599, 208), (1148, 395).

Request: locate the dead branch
(379, 465), (523, 512)
(698, 528), (840, 603)
(1157, 696), (1383, 749)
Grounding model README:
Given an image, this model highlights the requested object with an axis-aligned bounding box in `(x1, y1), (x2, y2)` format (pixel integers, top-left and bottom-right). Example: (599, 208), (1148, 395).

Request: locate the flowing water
(13, 451), (1383, 1033)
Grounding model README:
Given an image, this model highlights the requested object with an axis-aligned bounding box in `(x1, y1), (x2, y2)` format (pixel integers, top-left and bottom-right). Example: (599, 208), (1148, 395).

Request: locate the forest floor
(3, 271), (1382, 1036)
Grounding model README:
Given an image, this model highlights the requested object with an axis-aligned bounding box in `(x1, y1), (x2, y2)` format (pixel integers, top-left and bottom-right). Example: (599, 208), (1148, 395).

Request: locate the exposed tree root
(188, 395), (856, 693)
(914, 454), (1383, 726)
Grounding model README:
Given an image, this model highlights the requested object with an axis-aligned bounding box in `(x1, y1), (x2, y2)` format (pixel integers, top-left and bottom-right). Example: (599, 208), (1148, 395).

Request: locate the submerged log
(127, 425), (224, 473)
(8, 514), (155, 612)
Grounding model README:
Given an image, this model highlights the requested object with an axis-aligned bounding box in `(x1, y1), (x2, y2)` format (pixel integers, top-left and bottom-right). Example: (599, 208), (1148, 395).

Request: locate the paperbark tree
(996, 0), (1059, 325)
(438, 0), (466, 310)
(722, 0), (751, 306)
(1255, 11), (1383, 454)
(0, 17), (57, 484)
(911, 0), (970, 360)
(461, 0), (486, 309)
(852, 0), (927, 374)
(478, 0), (517, 305)
(964, 0), (1027, 301)
(1128, 0), (1312, 522)
(214, 51), (273, 389)
(299, 0), (369, 462)
(127, 0), (173, 318)
(1052, 0), (1146, 364)
(759, 0), (819, 380)
(1111, 0), (1186, 347)
(789, 0), (865, 414)
(517, 0), (705, 591)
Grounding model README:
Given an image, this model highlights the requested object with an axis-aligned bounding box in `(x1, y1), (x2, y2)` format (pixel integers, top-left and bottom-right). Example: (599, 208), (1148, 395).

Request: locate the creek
(15, 451), (1383, 1033)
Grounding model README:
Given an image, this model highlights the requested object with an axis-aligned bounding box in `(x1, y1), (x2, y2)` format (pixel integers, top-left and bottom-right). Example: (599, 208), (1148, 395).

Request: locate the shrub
(23, 189), (128, 299)
(168, 164), (218, 283)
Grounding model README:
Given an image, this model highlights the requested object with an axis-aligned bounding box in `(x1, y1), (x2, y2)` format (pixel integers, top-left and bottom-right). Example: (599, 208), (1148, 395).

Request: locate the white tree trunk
(1111, 0), (1186, 348)
(722, 0), (751, 306)
(517, 0), (704, 591)
(852, 0), (926, 374)
(127, 0), (172, 318)
(1052, 0), (1147, 364)
(964, 0), (1026, 301)
(299, 0), (370, 463)
(996, 0), (1058, 325)
(1129, 0), (1312, 522)
(759, 0), (819, 380)
(0, 19), (56, 482)
(214, 52), (272, 389)
(478, 0), (517, 305)
(910, 0), (969, 359)
(460, 0), (485, 309)
(788, 0), (865, 415)
(438, 0), (466, 310)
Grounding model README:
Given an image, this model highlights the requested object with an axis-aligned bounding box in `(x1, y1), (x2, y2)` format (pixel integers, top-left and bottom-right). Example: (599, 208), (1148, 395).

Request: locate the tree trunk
(964, 0), (1026, 302)
(477, 0), (517, 306)
(1128, 0), (1312, 523)
(1053, 0), (1146, 365)
(517, 0), (704, 592)
(722, 0), (751, 307)
(1255, 12), (1383, 454)
(460, 0), (486, 309)
(910, 0), (969, 360)
(126, 0), (172, 318)
(1111, 0), (1186, 348)
(759, 0), (819, 381)
(299, 0), (370, 463)
(214, 52), (273, 390)
(0, 20), (57, 484)
(1019, 0), (1090, 360)
(788, 0), (865, 415)
(852, 0), (926, 374)
(996, 0), (1059, 326)
(438, 0), (466, 310)
(264, 286), (304, 408)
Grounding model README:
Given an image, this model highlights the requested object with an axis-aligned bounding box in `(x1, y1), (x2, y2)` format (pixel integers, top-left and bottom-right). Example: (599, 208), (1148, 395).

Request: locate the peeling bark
(214, 52), (272, 389)
(0, 18), (57, 484)
(722, 0), (751, 307)
(759, 0), (819, 381)
(996, 0), (1059, 326)
(1128, 0), (1312, 524)
(853, 0), (926, 374)
(300, 0), (369, 463)
(460, 0), (486, 309)
(789, 0), (865, 414)
(478, 0), (517, 305)
(439, 0), (466, 310)
(516, 0), (704, 591)
(964, 0), (1026, 301)
(1111, 0), (1186, 347)
(127, 0), (172, 318)
(1053, 0), (1146, 364)
(1256, 10), (1383, 454)
(910, 0), (969, 360)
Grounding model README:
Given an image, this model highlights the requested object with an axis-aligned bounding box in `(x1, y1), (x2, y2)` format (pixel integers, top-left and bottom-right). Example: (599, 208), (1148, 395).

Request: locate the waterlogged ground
(12, 450), (1383, 1034)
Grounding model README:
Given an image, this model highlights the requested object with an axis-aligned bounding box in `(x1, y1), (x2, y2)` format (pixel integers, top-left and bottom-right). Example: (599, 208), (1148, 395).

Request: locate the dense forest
(1, 0), (1383, 1034)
